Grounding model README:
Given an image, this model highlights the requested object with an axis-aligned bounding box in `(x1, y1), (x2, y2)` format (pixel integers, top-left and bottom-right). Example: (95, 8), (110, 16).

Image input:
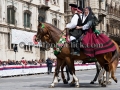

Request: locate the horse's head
(35, 22), (51, 42)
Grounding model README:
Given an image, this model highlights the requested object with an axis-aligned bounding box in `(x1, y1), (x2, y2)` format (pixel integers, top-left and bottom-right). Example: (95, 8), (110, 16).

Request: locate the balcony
(39, 0), (49, 6)
(38, 0), (50, 10)
(98, 9), (107, 16)
(107, 14), (120, 22)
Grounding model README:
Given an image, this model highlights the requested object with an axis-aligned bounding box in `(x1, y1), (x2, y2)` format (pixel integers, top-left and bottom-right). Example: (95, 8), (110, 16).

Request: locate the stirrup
(72, 52), (80, 56)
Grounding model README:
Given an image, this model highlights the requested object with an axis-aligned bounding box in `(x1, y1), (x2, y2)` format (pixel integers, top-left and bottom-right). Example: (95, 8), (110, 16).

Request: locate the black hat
(69, 4), (78, 8)
(78, 6), (83, 12)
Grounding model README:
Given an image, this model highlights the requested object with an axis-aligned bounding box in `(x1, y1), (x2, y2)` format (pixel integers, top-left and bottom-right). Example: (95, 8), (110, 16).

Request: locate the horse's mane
(44, 22), (62, 34)
(41, 22), (63, 42)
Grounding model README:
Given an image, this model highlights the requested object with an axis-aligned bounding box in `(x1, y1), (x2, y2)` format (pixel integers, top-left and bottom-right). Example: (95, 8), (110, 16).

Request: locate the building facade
(0, 0), (65, 61)
(64, 0), (120, 45)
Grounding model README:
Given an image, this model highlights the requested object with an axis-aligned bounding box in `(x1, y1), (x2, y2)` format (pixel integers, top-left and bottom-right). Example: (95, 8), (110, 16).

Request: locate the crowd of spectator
(0, 58), (57, 66)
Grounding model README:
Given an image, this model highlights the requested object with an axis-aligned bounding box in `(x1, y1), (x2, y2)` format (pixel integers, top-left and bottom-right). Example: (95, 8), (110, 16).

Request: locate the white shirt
(66, 14), (79, 29)
(82, 21), (92, 30)
(82, 13), (92, 30)
(80, 13), (83, 20)
(82, 14), (88, 23)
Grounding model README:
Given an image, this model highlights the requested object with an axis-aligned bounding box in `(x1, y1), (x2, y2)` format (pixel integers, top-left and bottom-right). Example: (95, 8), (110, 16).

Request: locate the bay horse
(60, 57), (119, 85)
(60, 59), (101, 85)
(35, 22), (120, 87)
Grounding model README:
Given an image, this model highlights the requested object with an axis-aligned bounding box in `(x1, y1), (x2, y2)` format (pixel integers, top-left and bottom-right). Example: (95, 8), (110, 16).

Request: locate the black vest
(81, 15), (89, 34)
(69, 13), (83, 39)
(81, 14), (96, 34)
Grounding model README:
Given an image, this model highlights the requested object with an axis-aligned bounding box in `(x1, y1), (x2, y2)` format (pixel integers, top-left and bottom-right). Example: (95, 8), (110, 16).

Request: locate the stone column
(104, 17), (106, 32)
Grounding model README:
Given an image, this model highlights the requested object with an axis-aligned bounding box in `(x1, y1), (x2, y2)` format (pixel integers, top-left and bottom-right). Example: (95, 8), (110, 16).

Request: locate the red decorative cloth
(33, 35), (38, 44)
(82, 29), (116, 57)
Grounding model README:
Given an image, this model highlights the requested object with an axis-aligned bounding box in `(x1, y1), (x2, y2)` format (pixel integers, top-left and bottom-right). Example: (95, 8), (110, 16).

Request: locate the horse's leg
(50, 58), (61, 88)
(98, 68), (105, 85)
(100, 53), (113, 87)
(102, 71), (111, 85)
(66, 65), (70, 81)
(99, 62), (110, 87)
(61, 61), (68, 84)
(65, 57), (79, 87)
(90, 62), (101, 84)
(106, 71), (110, 84)
(70, 60), (76, 86)
(110, 58), (119, 83)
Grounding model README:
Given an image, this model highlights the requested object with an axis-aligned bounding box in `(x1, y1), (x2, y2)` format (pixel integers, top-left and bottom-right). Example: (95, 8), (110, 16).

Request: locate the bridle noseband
(37, 23), (65, 43)
(37, 24), (45, 40)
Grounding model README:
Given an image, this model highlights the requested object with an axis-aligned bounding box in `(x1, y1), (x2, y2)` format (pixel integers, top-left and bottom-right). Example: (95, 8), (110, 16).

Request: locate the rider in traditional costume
(66, 4), (83, 56)
(76, 7), (116, 57)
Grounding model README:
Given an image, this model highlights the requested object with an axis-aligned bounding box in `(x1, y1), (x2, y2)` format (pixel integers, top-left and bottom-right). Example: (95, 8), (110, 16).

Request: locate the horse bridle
(36, 25), (54, 43)
(37, 27), (44, 40)
(37, 23), (66, 43)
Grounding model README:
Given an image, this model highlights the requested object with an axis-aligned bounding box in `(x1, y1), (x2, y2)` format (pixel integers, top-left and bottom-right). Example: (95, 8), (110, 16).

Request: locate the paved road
(0, 68), (120, 90)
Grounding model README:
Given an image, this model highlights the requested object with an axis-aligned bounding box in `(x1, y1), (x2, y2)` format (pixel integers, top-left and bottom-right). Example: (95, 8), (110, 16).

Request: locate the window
(57, 0), (59, 5)
(24, 45), (32, 52)
(10, 44), (17, 50)
(102, 17), (104, 24)
(110, 6), (113, 14)
(52, 19), (57, 27)
(64, 2), (67, 12)
(108, 5), (110, 14)
(52, 0), (59, 5)
(79, 0), (85, 8)
(24, 10), (31, 28)
(52, 18), (59, 28)
(8, 33), (11, 49)
(7, 6), (16, 24)
(52, 0), (56, 4)
(38, 9), (46, 22)
(38, 16), (45, 22)
(117, 10), (119, 16)
(114, 8), (116, 15)
(8, 33), (17, 50)
(39, 0), (41, 3)
(106, 24), (109, 33)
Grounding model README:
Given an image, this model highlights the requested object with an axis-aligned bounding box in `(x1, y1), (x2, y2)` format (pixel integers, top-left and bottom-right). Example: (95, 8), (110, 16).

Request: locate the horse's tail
(109, 40), (120, 64)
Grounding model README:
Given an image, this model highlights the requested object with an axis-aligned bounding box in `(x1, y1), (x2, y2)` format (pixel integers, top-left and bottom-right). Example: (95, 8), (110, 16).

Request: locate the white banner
(11, 29), (39, 45)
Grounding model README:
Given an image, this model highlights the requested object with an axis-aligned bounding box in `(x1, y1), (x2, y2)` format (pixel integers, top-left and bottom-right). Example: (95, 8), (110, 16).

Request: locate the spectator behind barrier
(0, 58), (58, 66)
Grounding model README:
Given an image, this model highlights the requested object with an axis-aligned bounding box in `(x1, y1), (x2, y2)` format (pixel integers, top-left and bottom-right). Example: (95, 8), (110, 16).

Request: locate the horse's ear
(38, 22), (42, 27)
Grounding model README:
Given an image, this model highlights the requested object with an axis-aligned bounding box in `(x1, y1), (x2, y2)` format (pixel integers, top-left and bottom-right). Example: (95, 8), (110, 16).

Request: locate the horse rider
(76, 7), (99, 33)
(76, 7), (116, 57)
(66, 4), (83, 56)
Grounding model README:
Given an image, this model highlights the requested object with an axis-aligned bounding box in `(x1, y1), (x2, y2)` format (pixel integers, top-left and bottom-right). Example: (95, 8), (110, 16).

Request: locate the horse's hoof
(107, 81), (112, 85)
(101, 83), (106, 87)
(67, 78), (70, 81)
(58, 79), (61, 82)
(49, 85), (54, 88)
(75, 85), (80, 88)
(90, 81), (95, 84)
(69, 82), (75, 87)
(63, 79), (68, 84)
(98, 79), (102, 84)
(114, 79), (117, 83)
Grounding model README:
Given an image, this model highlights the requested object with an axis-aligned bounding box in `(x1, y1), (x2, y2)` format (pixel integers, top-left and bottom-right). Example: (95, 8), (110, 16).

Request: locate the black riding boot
(76, 39), (80, 52)
(70, 40), (80, 56)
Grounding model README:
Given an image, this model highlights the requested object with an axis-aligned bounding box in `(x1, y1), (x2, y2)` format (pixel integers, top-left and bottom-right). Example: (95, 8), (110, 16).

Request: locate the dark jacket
(82, 7), (99, 34)
(69, 13), (83, 39)
(46, 58), (53, 67)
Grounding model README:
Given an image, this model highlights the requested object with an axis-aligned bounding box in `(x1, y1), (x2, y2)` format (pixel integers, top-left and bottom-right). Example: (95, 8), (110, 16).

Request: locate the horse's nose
(34, 36), (38, 42)
(35, 38), (38, 42)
